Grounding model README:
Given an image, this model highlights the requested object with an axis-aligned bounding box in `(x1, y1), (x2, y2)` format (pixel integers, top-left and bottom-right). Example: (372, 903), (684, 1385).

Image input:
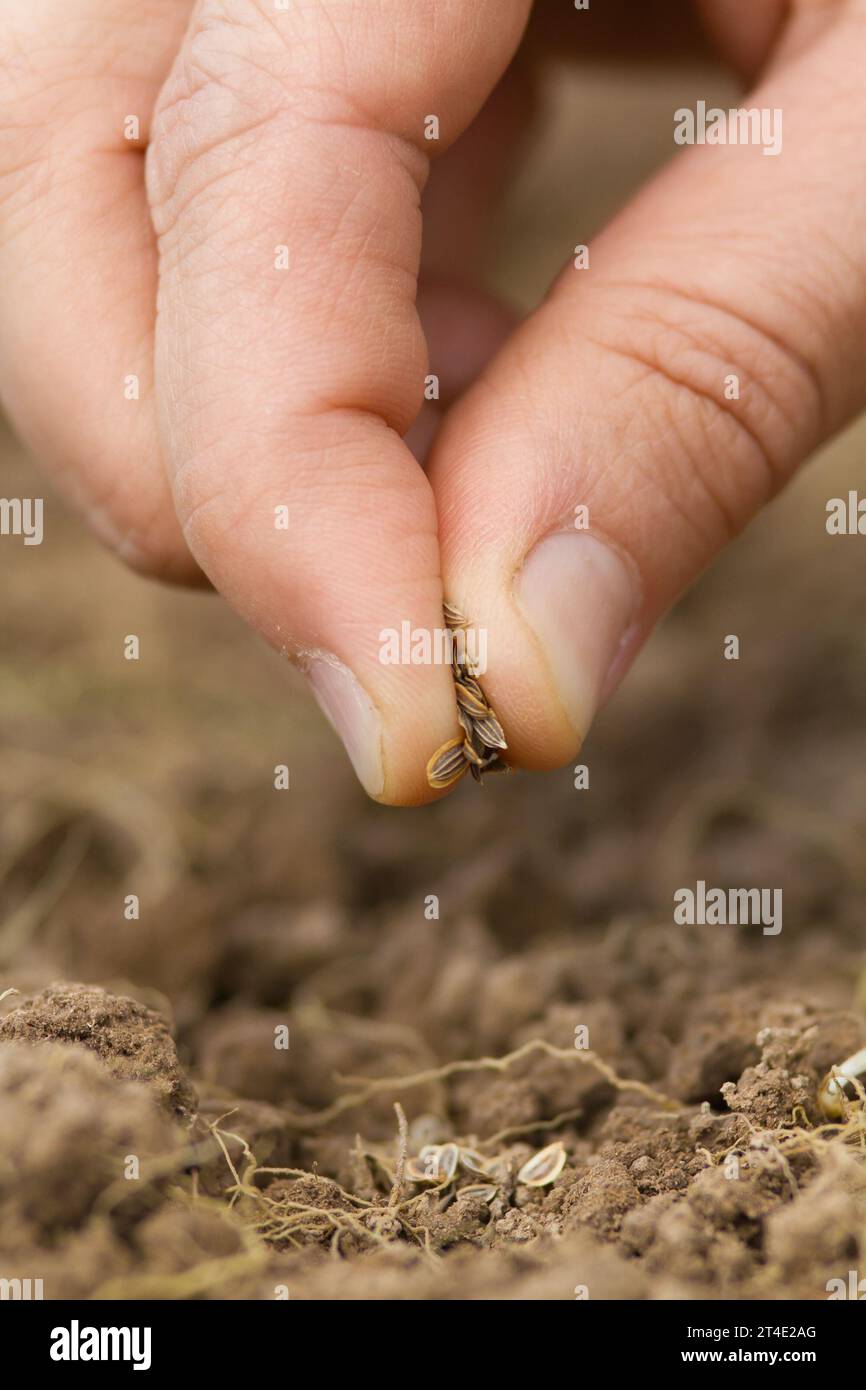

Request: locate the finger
(430, 0), (864, 769)
(146, 0), (531, 803)
(0, 0), (199, 580)
(416, 280), (517, 407)
(693, 0), (789, 80)
(407, 57), (532, 455)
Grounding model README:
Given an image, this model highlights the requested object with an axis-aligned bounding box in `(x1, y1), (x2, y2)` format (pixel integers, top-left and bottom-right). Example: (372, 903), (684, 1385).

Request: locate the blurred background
(2, 52), (866, 1299)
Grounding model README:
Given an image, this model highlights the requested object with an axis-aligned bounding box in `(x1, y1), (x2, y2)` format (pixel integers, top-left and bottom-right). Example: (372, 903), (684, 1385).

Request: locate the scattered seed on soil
(438, 1142), (460, 1181)
(407, 1141), (460, 1183)
(818, 1045), (866, 1119)
(459, 1184), (499, 1204)
(517, 1141), (567, 1187)
(459, 1148), (491, 1176)
(406, 1155), (439, 1183)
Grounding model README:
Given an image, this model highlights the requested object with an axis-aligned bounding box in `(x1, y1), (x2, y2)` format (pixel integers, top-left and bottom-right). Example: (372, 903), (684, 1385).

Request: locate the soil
(3, 573), (866, 1305)
(2, 61), (866, 1301)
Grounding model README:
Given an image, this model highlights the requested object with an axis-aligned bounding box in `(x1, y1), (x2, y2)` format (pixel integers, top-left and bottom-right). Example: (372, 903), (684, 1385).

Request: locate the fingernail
(307, 656), (385, 797)
(515, 532), (638, 741)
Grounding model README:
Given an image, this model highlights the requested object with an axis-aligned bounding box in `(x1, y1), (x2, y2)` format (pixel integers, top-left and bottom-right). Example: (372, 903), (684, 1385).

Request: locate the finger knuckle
(591, 280), (825, 541)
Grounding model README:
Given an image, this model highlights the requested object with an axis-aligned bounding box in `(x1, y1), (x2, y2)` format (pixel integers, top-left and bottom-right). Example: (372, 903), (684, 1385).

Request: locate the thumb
(146, 0), (530, 803)
(430, 1), (866, 770)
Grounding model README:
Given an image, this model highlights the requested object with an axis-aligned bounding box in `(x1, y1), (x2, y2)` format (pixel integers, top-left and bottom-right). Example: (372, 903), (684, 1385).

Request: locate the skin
(0, 0), (863, 804)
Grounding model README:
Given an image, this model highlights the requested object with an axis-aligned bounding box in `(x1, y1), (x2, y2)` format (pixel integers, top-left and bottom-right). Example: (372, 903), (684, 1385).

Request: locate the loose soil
(2, 535), (866, 1299)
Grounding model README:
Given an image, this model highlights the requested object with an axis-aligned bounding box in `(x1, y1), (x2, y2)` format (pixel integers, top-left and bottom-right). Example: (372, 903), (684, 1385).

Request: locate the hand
(1, 1), (863, 804)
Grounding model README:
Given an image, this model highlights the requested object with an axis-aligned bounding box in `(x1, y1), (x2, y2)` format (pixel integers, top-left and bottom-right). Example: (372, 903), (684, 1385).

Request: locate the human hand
(1, 1), (863, 804)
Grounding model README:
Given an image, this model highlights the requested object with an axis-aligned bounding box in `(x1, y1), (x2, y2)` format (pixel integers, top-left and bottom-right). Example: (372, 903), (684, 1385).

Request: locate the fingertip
(305, 654), (386, 800)
(305, 651), (462, 806)
(437, 529), (641, 775)
(512, 530), (639, 752)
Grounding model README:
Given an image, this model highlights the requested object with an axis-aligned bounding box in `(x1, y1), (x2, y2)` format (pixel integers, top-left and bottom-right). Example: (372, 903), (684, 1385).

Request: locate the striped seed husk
(454, 679), (489, 719)
(425, 736), (468, 789)
(426, 601), (511, 790)
(442, 601), (470, 630)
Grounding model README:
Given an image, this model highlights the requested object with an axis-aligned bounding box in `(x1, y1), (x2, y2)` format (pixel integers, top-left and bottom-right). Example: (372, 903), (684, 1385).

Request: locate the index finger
(146, 0), (531, 802)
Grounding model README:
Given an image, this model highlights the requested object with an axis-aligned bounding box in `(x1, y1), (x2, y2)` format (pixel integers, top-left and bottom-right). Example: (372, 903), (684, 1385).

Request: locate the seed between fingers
(426, 602), (510, 791)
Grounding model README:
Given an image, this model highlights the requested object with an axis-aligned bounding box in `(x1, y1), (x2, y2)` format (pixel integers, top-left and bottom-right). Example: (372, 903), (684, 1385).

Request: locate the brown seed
(517, 1142), (567, 1187)
(426, 737), (469, 790)
(458, 1183), (499, 1204)
(818, 1045), (866, 1119)
(409, 1141), (461, 1184)
(406, 1156), (439, 1183)
(455, 669), (485, 697)
(455, 679), (490, 719)
(443, 601), (469, 630)
(426, 600), (509, 791)
(459, 1148), (491, 1177)
(473, 713), (507, 750)
(437, 1142), (460, 1182)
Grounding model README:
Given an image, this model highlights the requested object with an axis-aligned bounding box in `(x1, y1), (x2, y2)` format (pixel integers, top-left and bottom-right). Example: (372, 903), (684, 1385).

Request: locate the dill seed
(458, 1148), (491, 1177)
(516, 1141), (567, 1187)
(473, 713), (507, 750)
(459, 1183), (499, 1204)
(442, 601), (469, 630)
(437, 1142), (460, 1181)
(455, 680), (489, 719)
(426, 601), (511, 791)
(426, 736), (470, 790)
(405, 1156), (438, 1183)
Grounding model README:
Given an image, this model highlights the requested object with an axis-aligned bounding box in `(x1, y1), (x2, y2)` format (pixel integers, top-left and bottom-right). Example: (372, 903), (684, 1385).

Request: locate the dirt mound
(0, 982), (197, 1118)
